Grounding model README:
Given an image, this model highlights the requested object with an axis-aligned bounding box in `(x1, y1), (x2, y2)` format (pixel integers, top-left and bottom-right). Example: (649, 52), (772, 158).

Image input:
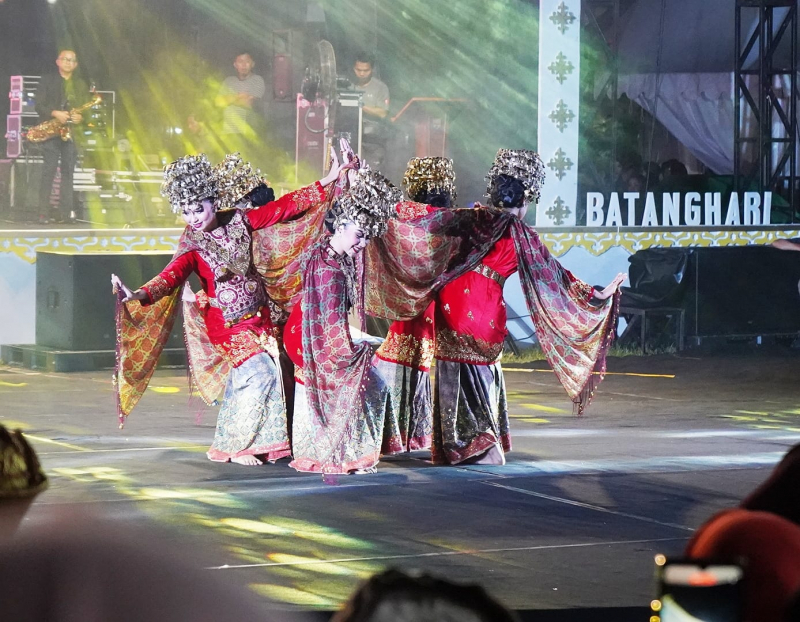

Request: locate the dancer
(285, 168), (400, 475)
(374, 157), (457, 454)
(364, 149), (625, 466)
(111, 152), (344, 465)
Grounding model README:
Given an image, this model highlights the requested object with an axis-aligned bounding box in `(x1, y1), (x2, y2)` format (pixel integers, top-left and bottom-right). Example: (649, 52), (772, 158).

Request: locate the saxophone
(26, 91), (102, 143)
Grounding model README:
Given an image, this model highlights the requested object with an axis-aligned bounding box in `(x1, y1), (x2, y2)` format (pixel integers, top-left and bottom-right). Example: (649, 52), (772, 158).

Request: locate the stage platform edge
(0, 344), (186, 372)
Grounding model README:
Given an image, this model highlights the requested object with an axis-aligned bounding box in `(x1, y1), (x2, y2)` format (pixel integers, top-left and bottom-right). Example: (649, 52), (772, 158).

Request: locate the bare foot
(350, 466), (378, 475)
(231, 454), (263, 466)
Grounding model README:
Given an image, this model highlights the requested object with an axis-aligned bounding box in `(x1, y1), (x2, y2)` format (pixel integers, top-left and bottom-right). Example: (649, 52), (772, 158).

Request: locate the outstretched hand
(111, 273), (146, 303)
(594, 272), (627, 300)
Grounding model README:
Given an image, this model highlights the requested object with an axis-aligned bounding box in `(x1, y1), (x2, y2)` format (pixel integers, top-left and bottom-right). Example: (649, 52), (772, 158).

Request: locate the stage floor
(2, 352), (799, 618)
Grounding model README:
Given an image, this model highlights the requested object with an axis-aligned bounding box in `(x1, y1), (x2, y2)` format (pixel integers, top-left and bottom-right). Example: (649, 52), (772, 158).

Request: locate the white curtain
(618, 73), (735, 174)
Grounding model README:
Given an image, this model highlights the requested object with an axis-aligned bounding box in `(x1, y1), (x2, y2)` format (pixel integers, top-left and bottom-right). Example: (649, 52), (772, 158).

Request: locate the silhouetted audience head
(0, 511), (302, 622)
(685, 443), (800, 622)
(331, 568), (518, 622)
(661, 159), (688, 178)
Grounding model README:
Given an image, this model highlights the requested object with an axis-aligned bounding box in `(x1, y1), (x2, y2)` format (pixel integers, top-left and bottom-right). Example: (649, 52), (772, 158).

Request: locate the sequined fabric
(432, 360), (511, 465)
(177, 211), (269, 324)
(374, 358), (432, 454)
(207, 352), (290, 462)
(434, 326), (503, 365)
(472, 263), (506, 287)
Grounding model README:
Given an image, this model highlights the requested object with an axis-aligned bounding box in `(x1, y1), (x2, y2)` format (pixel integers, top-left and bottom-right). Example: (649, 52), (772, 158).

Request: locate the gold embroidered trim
(434, 326), (503, 365)
(218, 330), (279, 366)
(292, 182), (325, 211)
(294, 365), (305, 384)
(472, 263), (506, 288)
(142, 273), (174, 302)
(395, 201), (430, 220)
(376, 331), (434, 370)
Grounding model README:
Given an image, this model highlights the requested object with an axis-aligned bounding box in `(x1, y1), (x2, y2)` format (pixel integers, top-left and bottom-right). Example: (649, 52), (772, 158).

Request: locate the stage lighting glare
(47, 0), (58, 4)
(173, 127), (183, 135)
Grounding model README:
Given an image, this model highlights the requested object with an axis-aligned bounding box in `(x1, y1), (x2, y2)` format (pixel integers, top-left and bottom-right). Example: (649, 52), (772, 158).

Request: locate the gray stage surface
(1, 352), (798, 618)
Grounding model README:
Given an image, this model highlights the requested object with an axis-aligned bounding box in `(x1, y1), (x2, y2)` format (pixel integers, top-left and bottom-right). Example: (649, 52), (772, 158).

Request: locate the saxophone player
(34, 49), (88, 224)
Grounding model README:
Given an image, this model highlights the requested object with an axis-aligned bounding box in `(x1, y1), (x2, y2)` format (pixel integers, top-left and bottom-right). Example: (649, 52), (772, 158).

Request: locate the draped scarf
(114, 193), (332, 425)
(365, 208), (619, 413)
(299, 240), (375, 472)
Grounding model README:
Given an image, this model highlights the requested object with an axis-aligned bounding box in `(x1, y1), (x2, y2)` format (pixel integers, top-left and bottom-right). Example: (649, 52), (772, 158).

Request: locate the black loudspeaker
(36, 252), (185, 351)
(685, 246), (800, 338)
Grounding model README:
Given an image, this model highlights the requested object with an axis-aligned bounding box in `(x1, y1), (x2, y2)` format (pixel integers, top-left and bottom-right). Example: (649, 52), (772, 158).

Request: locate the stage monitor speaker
(36, 252), (186, 351)
(685, 246), (800, 338)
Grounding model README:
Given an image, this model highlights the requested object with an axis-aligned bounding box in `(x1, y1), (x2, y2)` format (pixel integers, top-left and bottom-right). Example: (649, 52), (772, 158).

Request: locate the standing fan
(301, 40), (339, 154)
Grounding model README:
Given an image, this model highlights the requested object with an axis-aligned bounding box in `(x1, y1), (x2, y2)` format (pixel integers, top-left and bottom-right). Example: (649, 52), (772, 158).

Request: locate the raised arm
(246, 147), (347, 230)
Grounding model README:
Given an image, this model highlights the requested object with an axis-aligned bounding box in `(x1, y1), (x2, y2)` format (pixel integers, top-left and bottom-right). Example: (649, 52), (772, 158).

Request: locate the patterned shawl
(115, 186), (336, 424)
(114, 290), (180, 426)
(299, 240), (376, 472)
(365, 208), (619, 413)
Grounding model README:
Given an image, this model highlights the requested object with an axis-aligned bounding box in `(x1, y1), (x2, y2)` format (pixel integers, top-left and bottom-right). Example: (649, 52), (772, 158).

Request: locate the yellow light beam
(504, 368), (675, 379)
(24, 434), (90, 452)
(519, 403), (568, 414)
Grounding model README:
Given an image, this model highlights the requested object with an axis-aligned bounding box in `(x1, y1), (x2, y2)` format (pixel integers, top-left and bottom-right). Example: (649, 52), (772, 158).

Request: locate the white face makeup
(332, 222), (369, 257)
(181, 199), (217, 232)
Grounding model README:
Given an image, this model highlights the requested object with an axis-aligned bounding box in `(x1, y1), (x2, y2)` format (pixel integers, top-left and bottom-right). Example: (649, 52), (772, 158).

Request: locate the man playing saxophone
(34, 49), (88, 224)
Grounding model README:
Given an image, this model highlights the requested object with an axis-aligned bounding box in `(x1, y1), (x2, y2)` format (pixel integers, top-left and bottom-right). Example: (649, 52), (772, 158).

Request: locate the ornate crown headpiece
(0, 425), (48, 499)
(330, 169), (401, 238)
(213, 152), (268, 211)
(160, 154), (218, 214)
(485, 149), (546, 204)
(402, 157), (457, 203)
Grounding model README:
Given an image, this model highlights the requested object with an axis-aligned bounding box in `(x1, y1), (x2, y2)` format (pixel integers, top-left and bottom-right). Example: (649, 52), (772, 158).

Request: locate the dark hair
(661, 159), (688, 177)
(234, 52), (253, 60)
(354, 51), (376, 67)
(488, 174), (526, 208)
(332, 568), (518, 622)
(410, 188), (452, 208)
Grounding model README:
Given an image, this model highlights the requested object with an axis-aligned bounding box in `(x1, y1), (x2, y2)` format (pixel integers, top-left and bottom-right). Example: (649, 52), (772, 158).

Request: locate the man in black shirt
(35, 49), (88, 224)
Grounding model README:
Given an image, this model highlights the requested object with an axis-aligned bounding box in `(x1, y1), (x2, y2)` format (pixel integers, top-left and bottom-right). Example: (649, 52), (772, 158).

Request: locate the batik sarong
(431, 360), (510, 465)
(207, 352), (290, 462)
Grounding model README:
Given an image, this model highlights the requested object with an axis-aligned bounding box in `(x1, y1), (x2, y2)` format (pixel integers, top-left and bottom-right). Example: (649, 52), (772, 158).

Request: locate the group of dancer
(111, 140), (624, 475)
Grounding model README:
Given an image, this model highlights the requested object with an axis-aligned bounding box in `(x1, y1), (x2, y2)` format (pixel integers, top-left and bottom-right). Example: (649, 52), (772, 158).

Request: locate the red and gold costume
(140, 182), (326, 365)
(114, 181), (328, 463)
(374, 200), (438, 453)
(364, 206), (620, 465)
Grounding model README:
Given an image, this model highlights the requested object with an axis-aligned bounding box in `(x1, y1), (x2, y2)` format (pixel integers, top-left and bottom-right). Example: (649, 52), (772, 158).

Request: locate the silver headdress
(402, 157), (457, 203)
(160, 154), (218, 214)
(213, 152), (267, 211)
(485, 149), (546, 204)
(330, 169), (401, 238)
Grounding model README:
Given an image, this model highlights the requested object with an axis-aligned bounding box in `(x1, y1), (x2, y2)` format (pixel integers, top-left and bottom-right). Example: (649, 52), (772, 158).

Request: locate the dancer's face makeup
(335, 223), (369, 257)
(182, 199), (217, 232)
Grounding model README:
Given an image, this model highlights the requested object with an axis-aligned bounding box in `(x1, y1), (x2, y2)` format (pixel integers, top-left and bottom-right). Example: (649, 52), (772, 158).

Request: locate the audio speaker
(36, 251), (186, 351)
(684, 246), (800, 338)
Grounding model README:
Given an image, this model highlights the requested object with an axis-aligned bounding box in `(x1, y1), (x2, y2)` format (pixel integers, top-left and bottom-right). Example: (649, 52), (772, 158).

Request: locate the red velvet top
(434, 231), (518, 365)
(283, 300), (303, 381)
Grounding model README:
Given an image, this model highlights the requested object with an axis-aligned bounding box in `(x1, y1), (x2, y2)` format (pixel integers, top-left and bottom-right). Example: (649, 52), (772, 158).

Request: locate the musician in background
(351, 51), (390, 169)
(35, 49), (87, 224)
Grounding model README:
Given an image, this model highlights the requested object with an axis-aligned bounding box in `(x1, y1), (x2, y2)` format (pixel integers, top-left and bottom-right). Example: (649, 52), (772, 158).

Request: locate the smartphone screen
(656, 561), (743, 622)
